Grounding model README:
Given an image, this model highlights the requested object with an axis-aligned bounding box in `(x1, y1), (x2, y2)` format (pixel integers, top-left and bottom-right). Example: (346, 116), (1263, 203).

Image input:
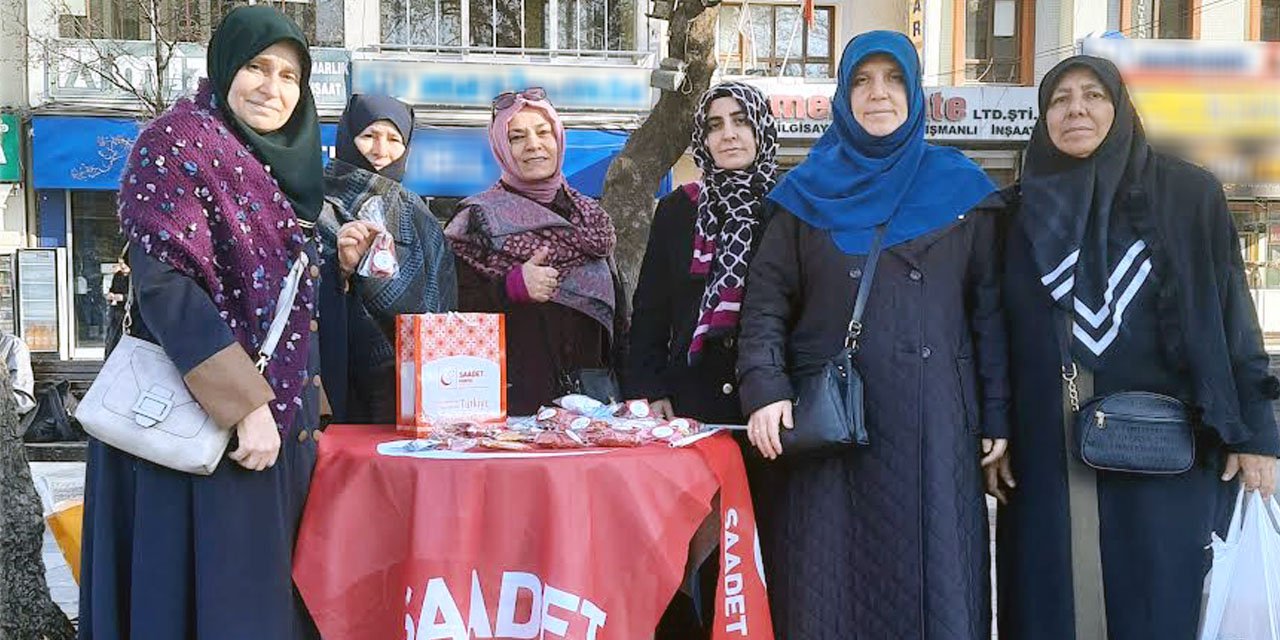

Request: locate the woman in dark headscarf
(994, 55), (1279, 640)
(317, 94), (457, 424)
(445, 89), (625, 414)
(737, 31), (1010, 638)
(80, 7), (325, 638)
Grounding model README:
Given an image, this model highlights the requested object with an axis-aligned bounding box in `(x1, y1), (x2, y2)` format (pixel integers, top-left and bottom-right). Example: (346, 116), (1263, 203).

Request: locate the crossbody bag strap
(120, 245), (309, 373)
(256, 250), (310, 373)
(1054, 307), (1109, 640)
(845, 224), (889, 349)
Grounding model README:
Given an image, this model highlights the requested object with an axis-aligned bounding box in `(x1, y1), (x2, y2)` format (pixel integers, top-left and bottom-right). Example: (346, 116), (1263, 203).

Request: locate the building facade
(4, 0), (661, 360)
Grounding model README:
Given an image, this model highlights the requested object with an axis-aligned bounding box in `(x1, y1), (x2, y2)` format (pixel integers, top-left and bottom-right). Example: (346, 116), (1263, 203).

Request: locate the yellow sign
(1128, 82), (1280, 139)
(908, 0), (924, 52)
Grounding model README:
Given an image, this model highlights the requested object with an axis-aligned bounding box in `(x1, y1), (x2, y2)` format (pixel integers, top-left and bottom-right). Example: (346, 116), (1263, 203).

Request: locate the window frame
(1120, 0), (1201, 39)
(715, 2), (836, 79)
(58, 0), (338, 46)
(379, 0), (637, 53)
(952, 0), (1035, 86)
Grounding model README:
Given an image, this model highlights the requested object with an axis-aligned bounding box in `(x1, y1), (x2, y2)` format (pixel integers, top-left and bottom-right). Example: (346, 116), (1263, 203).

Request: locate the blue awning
(31, 116), (664, 198)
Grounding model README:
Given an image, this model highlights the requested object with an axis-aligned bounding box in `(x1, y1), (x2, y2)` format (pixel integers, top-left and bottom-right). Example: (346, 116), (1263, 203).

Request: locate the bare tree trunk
(0, 364), (76, 640)
(601, 0), (719, 291)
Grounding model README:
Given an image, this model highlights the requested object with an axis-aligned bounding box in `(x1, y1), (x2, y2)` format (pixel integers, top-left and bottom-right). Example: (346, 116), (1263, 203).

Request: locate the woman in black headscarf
(317, 94), (457, 424)
(80, 7), (325, 638)
(994, 55), (1280, 640)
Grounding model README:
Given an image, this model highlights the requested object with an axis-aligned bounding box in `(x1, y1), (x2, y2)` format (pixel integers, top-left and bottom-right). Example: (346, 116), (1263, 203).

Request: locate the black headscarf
(1021, 55), (1156, 365)
(207, 5), (324, 223)
(335, 94), (416, 183)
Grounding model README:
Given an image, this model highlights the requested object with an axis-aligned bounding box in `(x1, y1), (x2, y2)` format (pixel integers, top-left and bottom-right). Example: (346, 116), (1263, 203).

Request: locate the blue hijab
(767, 31), (995, 254)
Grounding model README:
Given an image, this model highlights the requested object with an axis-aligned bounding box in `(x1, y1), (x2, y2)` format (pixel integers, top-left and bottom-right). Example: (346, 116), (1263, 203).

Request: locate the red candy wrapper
(535, 407), (578, 431)
(533, 430), (588, 449)
(586, 430), (644, 448)
(613, 399), (653, 420)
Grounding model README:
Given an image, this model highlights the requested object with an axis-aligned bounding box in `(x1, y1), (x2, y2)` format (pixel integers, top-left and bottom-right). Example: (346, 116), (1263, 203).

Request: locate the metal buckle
(845, 320), (863, 349)
(132, 385), (175, 427)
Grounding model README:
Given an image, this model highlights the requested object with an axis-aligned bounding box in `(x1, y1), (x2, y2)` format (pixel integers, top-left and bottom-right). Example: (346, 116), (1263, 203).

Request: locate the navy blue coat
(736, 203), (1010, 639)
(79, 244), (322, 640)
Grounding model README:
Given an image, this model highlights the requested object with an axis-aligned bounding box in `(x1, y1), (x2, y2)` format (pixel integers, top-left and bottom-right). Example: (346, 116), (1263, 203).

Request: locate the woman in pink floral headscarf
(445, 88), (626, 414)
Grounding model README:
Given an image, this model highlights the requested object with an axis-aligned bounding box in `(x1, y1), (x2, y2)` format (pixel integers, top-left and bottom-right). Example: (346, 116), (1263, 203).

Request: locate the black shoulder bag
(780, 224), (887, 457)
(1055, 311), (1197, 474)
(536, 309), (622, 405)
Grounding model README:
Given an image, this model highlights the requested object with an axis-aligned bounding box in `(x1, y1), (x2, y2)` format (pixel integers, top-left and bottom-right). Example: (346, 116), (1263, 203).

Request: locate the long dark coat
(626, 188), (777, 424)
(996, 155), (1280, 640)
(736, 203), (1010, 639)
(80, 245), (322, 640)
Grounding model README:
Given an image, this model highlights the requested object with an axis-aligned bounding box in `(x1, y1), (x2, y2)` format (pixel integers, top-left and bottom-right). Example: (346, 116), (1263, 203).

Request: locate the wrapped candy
(586, 430), (644, 448)
(533, 430), (588, 449)
(535, 407), (578, 431)
(479, 438), (534, 452)
(613, 399), (652, 420)
(355, 203), (400, 280)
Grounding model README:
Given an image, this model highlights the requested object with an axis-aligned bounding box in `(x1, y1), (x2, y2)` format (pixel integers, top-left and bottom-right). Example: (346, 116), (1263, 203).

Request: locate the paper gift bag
(396, 313), (507, 435)
(47, 499), (84, 584)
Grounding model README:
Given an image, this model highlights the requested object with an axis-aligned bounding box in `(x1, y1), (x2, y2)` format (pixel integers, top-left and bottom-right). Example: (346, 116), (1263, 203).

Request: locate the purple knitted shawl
(118, 81), (315, 431)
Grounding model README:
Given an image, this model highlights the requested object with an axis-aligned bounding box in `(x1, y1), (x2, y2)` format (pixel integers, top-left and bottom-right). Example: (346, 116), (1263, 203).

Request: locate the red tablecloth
(293, 425), (772, 640)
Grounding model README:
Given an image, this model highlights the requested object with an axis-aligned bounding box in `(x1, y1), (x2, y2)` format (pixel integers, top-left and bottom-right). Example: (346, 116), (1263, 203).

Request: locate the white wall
(1199, 0), (1248, 40)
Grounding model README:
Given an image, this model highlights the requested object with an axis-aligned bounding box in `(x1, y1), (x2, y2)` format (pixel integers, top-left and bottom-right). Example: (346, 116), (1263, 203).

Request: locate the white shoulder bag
(76, 251), (310, 475)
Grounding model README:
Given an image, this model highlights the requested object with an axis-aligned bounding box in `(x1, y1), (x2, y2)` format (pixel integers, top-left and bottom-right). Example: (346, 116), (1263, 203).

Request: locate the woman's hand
(982, 438), (1016, 504)
(649, 398), (675, 420)
(228, 404), (281, 472)
(747, 400), (793, 460)
(1223, 453), (1278, 500)
(522, 247), (560, 303)
(337, 221), (381, 276)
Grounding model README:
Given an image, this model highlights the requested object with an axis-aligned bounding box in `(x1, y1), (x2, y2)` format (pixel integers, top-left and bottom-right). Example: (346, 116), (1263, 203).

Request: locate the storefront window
(964, 0), (1025, 83)
(716, 3), (835, 78)
(1263, 0), (1280, 40)
(382, 0), (465, 46)
(69, 192), (126, 352)
(59, 0), (345, 46)
(1128, 0), (1193, 38)
(381, 0), (634, 51)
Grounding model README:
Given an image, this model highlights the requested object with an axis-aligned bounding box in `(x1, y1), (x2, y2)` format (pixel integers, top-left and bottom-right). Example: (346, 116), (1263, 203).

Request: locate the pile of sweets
(409, 395), (706, 452)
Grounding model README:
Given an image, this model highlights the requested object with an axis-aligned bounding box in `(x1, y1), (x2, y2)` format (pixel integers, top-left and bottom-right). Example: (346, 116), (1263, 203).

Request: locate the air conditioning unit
(650, 57), (688, 93)
(646, 0), (675, 20)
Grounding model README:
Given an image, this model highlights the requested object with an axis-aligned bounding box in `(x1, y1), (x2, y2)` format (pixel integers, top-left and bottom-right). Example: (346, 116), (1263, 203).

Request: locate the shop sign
(31, 116), (648, 198)
(908, 0), (925, 53)
(351, 59), (652, 112)
(746, 80), (1038, 142)
(0, 115), (19, 183)
(46, 40), (350, 109)
(1079, 37), (1280, 81)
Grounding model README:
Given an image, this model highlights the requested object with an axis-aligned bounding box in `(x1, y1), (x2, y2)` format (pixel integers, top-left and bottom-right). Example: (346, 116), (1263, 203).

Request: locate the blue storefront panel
(32, 116), (659, 198)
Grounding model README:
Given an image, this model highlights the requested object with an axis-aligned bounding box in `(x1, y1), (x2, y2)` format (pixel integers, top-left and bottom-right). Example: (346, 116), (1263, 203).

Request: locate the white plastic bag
(1200, 488), (1280, 640)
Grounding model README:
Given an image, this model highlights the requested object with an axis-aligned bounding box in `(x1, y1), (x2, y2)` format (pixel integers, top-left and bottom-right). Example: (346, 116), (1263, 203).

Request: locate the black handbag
(537, 312), (622, 405)
(1055, 313), (1196, 474)
(780, 224), (887, 457)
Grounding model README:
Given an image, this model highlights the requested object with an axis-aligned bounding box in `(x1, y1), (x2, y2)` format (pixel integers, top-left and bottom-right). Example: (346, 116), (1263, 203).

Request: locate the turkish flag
(802, 0), (815, 27)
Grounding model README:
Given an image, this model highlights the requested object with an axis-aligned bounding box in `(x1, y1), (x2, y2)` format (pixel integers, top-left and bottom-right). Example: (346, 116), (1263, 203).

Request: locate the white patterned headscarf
(687, 81), (779, 364)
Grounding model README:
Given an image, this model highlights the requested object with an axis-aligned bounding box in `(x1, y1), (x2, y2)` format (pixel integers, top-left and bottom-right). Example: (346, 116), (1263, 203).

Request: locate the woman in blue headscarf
(317, 94), (457, 423)
(736, 31), (1011, 638)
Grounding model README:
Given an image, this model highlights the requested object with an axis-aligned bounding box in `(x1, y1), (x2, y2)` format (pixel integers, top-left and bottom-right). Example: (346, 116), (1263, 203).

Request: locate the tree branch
(600, 0), (719, 292)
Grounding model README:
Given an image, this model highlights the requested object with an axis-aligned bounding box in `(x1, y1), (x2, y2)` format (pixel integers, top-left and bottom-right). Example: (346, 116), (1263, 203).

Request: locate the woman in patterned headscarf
(627, 81), (778, 425)
(625, 81), (779, 639)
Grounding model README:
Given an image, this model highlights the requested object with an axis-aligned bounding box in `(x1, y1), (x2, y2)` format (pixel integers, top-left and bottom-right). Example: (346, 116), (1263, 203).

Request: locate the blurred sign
(0, 114), (18, 182)
(46, 41), (350, 109)
(745, 80), (1038, 141)
(17, 249), (60, 353)
(1080, 37), (1280, 195)
(351, 60), (653, 112)
(32, 116), (636, 197)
